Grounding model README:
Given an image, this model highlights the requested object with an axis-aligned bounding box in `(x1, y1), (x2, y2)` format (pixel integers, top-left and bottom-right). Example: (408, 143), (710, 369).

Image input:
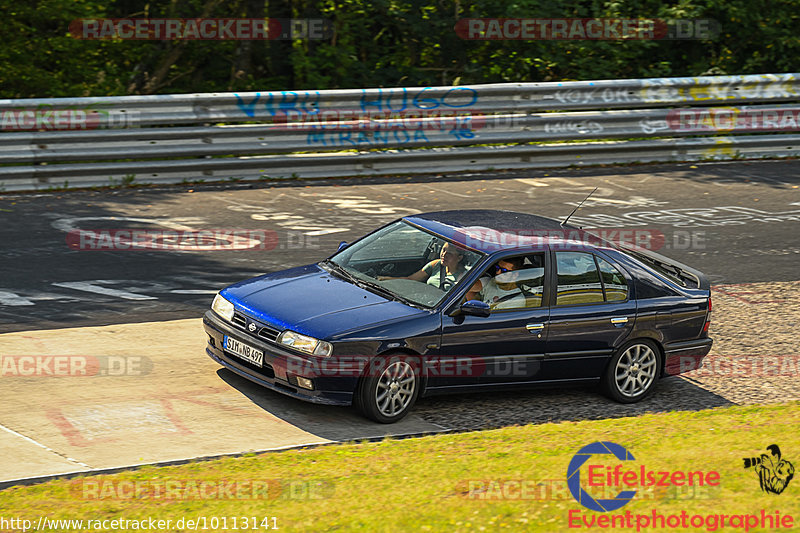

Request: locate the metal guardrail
(1, 73), (799, 191)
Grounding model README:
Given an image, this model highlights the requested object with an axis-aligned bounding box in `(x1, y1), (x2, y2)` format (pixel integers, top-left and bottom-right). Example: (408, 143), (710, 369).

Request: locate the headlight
(278, 330), (332, 357)
(211, 293), (235, 322)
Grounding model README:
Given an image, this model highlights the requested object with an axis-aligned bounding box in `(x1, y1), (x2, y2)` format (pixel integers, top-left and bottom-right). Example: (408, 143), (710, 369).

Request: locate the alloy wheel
(375, 360), (416, 417)
(614, 343), (658, 398)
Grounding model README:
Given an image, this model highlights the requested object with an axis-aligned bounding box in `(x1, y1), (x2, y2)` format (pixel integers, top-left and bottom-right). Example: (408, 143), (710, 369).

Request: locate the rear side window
(556, 252), (604, 305)
(556, 252), (630, 305)
(596, 257), (629, 302)
(635, 276), (680, 299)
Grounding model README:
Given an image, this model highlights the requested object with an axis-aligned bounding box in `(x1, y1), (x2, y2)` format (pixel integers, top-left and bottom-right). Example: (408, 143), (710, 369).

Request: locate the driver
(465, 256), (526, 308)
(380, 242), (468, 291)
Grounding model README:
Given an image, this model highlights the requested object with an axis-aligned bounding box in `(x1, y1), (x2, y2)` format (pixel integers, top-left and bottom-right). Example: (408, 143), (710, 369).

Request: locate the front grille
(231, 312), (282, 344)
(258, 325), (280, 342)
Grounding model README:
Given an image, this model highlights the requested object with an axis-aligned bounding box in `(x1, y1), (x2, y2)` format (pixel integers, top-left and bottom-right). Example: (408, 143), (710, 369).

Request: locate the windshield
(323, 220), (484, 308)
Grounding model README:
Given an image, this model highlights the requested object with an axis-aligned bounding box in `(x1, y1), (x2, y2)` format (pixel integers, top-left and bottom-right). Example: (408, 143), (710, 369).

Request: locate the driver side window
(472, 254), (546, 310)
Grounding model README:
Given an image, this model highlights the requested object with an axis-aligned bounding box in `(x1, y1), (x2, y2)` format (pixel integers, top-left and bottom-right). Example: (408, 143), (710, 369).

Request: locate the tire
(602, 340), (662, 403)
(355, 354), (420, 423)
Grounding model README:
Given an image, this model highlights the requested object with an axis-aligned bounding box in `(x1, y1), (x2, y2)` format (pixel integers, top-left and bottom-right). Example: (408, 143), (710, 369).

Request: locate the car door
(543, 250), (636, 380)
(432, 253), (551, 389)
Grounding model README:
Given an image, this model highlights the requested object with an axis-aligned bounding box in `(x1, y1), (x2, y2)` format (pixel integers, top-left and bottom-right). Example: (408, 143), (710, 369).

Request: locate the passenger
(380, 242), (468, 291)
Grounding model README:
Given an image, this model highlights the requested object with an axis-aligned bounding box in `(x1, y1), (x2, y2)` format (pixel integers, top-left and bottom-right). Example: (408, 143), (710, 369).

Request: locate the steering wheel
(423, 238), (442, 263)
(363, 264), (395, 278)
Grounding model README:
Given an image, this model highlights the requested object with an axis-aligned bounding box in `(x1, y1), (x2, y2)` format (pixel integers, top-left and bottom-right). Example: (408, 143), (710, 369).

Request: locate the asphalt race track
(1, 159), (799, 485)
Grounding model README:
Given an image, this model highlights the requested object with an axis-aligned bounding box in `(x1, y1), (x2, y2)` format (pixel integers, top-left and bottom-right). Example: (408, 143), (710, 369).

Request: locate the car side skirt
(422, 376), (600, 396)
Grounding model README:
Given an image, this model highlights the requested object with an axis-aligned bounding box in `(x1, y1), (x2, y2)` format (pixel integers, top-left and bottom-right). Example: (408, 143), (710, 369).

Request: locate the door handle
(611, 317), (629, 326)
(526, 323), (545, 338)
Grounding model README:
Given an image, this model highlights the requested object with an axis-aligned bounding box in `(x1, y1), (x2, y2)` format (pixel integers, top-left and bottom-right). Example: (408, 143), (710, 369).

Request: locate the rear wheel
(602, 340), (661, 403)
(356, 355), (420, 423)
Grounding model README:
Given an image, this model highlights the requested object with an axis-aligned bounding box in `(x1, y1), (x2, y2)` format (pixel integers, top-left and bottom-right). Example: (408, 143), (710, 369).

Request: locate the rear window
(625, 248), (696, 289)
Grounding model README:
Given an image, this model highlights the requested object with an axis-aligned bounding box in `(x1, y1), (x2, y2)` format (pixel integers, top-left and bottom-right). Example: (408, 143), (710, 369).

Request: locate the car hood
(221, 264), (426, 338)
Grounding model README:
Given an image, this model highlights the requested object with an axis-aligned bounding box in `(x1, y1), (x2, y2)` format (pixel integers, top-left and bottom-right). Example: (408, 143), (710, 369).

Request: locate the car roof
(403, 209), (613, 252)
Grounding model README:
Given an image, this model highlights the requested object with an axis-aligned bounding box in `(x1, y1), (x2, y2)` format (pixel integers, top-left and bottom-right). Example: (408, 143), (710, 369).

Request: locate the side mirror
(459, 299), (491, 318)
(337, 241), (348, 252)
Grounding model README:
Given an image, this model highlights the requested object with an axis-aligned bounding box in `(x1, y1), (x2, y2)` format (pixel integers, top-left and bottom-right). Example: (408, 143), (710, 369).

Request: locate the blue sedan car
(203, 210), (712, 423)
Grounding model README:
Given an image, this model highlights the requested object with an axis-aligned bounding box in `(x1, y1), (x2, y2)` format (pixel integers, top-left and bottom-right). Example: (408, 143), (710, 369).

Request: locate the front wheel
(355, 356), (420, 423)
(602, 340), (661, 403)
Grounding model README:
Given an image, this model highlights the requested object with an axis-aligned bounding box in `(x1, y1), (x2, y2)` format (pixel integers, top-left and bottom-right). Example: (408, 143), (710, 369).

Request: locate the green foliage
(0, 0), (797, 98)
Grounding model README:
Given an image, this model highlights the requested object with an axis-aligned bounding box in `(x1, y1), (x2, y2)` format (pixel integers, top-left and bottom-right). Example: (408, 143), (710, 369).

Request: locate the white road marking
(0, 291), (34, 306)
(423, 187), (473, 198)
(297, 193), (416, 214)
(227, 203), (350, 235)
(515, 178), (550, 187)
(52, 281), (157, 301)
(564, 196), (669, 208)
(366, 185), (419, 200)
(51, 216), (202, 233)
(603, 179), (635, 191)
(169, 289), (219, 294)
(255, 191), (288, 203)
(315, 196), (416, 214)
(0, 422), (90, 468)
(753, 175), (791, 187)
(549, 177), (581, 186)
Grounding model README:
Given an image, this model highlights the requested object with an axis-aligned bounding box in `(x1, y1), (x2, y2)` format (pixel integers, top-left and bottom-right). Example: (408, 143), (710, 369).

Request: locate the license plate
(223, 335), (263, 366)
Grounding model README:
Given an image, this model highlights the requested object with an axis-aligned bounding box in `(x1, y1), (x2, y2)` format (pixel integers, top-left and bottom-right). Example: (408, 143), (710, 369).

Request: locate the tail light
(703, 296), (711, 332)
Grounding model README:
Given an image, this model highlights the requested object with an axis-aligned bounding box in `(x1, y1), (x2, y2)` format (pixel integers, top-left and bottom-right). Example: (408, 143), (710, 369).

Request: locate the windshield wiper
(320, 260), (423, 309)
(356, 277), (422, 308)
(319, 259), (361, 285)
(321, 260), (389, 294)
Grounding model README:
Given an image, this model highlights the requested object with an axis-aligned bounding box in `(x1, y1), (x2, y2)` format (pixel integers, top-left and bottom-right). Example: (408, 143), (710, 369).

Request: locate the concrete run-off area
(0, 319), (444, 485)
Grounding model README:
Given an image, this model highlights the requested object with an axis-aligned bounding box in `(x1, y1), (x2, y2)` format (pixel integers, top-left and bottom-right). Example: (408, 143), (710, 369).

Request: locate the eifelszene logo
(743, 445), (795, 494)
(568, 441), (637, 512)
(567, 441), (720, 512)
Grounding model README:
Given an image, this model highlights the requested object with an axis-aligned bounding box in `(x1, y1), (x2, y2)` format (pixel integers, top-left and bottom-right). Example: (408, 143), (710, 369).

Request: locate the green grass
(2, 402), (799, 532)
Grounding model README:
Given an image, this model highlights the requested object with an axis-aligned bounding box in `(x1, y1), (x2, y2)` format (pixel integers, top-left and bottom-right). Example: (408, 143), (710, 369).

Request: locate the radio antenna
(561, 187), (598, 227)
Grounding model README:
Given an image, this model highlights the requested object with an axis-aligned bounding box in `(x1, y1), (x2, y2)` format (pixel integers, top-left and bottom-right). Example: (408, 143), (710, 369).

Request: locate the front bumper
(203, 311), (357, 406)
(662, 337), (713, 376)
